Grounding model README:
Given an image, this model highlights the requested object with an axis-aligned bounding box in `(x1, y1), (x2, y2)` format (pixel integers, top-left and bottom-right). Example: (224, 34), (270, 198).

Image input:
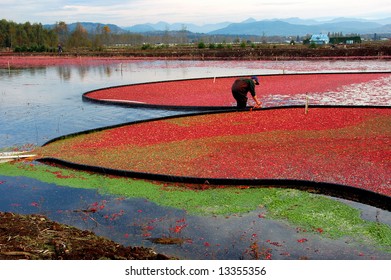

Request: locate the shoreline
(1, 47), (391, 69)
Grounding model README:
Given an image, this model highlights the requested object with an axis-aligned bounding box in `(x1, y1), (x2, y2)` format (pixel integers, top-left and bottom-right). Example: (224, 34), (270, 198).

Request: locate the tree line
(0, 19), (196, 52)
(0, 19), (58, 52)
(1, 19), (377, 53)
(0, 19), (140, 52)
(1, 19), (299, 53)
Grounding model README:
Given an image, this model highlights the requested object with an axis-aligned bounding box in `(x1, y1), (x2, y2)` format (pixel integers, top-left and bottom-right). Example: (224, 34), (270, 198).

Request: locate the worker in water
(231, 76), (262, 109)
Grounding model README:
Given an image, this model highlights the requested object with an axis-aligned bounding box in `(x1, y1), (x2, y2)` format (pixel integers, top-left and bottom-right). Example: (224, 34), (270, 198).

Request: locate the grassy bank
(2, 42), (391, 60)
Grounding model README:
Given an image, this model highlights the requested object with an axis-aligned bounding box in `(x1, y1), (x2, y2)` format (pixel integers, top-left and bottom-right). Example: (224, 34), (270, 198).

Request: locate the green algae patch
(265, 189), (390, 242)
(1, 161), (391, 251)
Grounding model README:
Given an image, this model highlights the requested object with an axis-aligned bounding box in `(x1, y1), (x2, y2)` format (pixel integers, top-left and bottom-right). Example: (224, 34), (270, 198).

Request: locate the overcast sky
(1, 0), (390, 26)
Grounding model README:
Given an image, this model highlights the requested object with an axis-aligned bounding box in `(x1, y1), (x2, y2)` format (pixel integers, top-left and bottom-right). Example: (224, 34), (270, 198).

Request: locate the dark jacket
(231, 78), (256, 97)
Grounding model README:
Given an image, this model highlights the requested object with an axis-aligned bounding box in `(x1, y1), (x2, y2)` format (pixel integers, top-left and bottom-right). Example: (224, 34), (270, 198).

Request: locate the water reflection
(0, 64), (190, 148)
(0, 67), (47, 78)
(57, 66), (72, 81)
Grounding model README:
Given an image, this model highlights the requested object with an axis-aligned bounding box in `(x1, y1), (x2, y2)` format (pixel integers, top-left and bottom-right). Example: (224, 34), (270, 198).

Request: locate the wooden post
(305, 95), (309, 114)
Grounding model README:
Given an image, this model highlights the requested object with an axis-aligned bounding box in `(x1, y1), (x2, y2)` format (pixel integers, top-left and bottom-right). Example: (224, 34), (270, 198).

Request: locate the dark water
(1, 60), (390, 259)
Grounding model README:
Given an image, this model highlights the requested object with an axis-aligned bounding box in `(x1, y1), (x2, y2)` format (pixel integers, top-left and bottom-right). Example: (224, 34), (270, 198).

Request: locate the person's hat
(251, 76), (259, 85)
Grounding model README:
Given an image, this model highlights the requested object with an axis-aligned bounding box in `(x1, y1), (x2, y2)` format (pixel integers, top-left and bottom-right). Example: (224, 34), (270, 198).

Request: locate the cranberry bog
(40, 72), (391, 209)
(37, 106), (390, 208)
(83, 72), (391, 108)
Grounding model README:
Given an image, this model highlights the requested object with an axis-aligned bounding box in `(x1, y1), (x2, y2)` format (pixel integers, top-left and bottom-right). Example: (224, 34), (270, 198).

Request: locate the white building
(310, 34), (330, 45)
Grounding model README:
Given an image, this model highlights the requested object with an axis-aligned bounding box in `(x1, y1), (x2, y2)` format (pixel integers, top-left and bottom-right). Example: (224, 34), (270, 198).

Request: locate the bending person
(231, 76), (262, 109)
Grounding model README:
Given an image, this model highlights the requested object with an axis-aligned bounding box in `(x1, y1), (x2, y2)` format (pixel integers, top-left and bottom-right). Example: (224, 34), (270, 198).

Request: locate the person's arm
(249, 79), (261, 108)
(252, 95), (261, 108)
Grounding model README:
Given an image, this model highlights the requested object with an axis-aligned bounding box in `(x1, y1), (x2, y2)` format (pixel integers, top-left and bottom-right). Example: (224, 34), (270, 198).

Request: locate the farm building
(329, 36), (362, 44)
(310, 34), (330, 45)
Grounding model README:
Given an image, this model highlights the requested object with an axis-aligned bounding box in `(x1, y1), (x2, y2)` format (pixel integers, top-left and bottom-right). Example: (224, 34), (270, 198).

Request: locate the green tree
(102, 25), (111, 46)
(198, 41), (206, 49)
(54, 21), (69, 45)
(0, 20), (57, 51)
(67, 23), (90, 49)
(8, 22), (16, 48)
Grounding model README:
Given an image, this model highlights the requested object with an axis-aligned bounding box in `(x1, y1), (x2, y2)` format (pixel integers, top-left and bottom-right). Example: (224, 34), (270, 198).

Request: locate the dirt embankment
(109, 45), (391, 60)
(0, 212), (171, 260)
(1, 44), (391, 61)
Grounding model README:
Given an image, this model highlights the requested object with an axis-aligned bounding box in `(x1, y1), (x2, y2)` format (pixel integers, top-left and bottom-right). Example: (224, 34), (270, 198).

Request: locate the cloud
(1, 0), (390, 26)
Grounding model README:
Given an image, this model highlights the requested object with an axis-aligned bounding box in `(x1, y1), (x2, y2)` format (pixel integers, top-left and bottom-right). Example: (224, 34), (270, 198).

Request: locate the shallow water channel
(1, 59), (391, 259)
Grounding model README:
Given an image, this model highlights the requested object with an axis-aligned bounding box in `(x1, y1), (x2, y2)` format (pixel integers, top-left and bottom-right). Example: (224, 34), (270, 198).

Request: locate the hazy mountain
(269, 17), (321, 25)
(125, 17), (390, 36)
(318, 21), (381, 32)
(376, 24), (391, 33)
(209, 20), (314, 36)
(123, 21), (232, 33)
(44, 22), (127, 34)
(209, 19), (384, 36)
(373, 17), (391, 25)
(44, 17), (391, 37)
(241, 18), (257, 24)
(125, 24), (155, 33)
(324, 17), (374, 23)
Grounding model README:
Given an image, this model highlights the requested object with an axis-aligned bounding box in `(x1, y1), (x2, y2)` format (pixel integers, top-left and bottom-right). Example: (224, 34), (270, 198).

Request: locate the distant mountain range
(123, 17), (391, 36)
(124, 21), (233, 33)
(46, 17), (391, 36)
(209, 18), (391, 36)
(45, 22), (125, 34)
